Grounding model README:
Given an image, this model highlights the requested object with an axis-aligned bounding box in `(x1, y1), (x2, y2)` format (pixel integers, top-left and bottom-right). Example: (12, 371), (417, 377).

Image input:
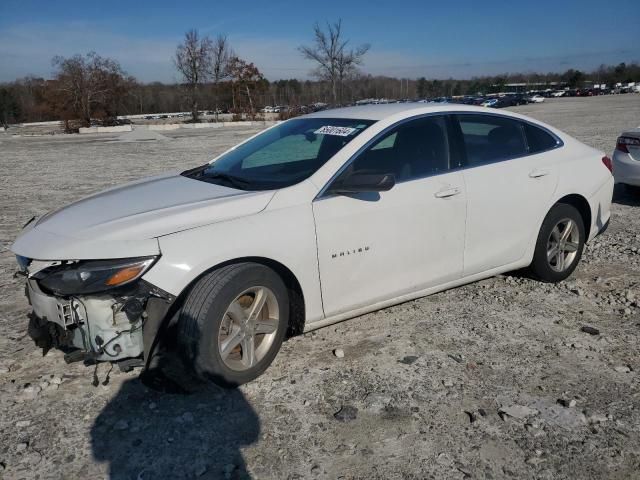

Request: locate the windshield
(183, 117), (375, 190)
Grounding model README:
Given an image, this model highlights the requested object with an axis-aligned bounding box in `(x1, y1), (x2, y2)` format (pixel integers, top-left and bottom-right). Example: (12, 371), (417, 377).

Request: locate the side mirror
(329, 172), (395, 194)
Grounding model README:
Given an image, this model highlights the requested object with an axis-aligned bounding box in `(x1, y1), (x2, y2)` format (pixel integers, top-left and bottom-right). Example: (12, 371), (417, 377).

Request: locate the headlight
(33, 256), (157, 296)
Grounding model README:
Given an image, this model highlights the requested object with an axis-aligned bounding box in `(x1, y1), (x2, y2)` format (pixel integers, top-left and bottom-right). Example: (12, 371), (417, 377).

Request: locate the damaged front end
(18, 256), (175, 367)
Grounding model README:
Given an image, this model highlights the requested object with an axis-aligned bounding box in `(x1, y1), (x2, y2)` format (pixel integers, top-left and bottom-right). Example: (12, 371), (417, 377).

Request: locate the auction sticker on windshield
(314, 126), (358, 136)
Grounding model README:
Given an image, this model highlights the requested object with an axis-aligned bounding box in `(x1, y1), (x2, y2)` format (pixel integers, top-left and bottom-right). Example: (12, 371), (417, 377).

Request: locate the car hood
(12, 173), (275, 260)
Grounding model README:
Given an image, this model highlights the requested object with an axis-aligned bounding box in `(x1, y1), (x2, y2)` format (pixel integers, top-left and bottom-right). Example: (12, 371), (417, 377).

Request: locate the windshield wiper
(200, 172), (251, 190)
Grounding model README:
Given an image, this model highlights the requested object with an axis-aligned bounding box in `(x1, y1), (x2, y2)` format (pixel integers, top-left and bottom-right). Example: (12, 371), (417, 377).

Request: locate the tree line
(1, 19), (639, 127)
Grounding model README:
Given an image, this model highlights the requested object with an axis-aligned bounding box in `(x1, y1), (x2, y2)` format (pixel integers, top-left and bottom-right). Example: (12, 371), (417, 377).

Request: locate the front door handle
(434, 187), (461, 198)
(529, 168), (550, 178)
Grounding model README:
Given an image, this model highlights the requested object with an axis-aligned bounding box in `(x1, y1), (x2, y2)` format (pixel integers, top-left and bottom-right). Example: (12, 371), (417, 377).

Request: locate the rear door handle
(529, 168), (550, 178)
(434, 187), (461, 198)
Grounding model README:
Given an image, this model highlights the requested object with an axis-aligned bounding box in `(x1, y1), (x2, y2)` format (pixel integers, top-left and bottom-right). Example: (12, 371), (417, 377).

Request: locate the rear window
(523, 123), (559, 153)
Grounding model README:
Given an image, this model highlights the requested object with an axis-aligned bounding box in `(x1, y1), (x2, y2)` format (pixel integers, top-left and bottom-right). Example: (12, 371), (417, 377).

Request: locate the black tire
(177, 263), (289, 388)
(529, 203), (585, 283)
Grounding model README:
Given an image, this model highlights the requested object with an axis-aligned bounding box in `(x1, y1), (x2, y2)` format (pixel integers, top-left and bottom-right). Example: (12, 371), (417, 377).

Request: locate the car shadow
(612, 183), (640, 207)
(90, 374), (259, 479)
(91, 313), (260, 479)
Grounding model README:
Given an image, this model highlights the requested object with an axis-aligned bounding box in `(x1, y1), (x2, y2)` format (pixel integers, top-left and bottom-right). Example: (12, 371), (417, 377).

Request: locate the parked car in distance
(12, 104), (614, 387)
(612, 128), (640, 189)
(90, 118), (132, 127)
(529, 95), (545, 103)
(509, 94), (529, 106)
(481, 98), (499, 108)
(494, 96), (526, 108)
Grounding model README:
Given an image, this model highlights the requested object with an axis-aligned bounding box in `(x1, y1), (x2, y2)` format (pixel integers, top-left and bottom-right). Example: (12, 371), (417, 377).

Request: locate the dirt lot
(0, 95), (639, 480)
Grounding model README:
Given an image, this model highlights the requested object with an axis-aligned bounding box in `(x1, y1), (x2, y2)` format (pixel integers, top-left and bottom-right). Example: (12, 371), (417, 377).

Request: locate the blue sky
(1, 0), (638, 82)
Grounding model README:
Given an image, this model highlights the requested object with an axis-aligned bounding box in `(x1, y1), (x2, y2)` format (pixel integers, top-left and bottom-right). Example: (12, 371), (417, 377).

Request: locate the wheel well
(180, 257), (306, 338)
(556, 194), (591, 234)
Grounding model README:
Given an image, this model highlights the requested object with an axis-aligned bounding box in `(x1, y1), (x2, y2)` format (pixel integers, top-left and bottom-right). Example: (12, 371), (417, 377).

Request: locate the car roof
(304, 103), (513, 121)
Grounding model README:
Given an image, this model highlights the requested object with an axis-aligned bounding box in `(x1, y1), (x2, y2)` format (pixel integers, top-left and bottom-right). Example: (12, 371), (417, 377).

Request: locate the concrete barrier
(76, 121), (278, 135)
(17, 120), (61, 127)
(79, 125), (133, 134)
(146, 124), (181, 131)
(181, 123), (225, 129)
(143, 121), (277, 130)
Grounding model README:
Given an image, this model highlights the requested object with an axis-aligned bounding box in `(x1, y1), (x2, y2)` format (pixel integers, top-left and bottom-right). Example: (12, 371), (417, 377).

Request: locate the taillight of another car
(601, 155), (613, 173)
(616, 136), (640, 154)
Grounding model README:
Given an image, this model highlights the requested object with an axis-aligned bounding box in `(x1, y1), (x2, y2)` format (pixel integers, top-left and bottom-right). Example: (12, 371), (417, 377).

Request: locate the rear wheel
(529, 203), (585, 282)
(177, 263), (289, 388)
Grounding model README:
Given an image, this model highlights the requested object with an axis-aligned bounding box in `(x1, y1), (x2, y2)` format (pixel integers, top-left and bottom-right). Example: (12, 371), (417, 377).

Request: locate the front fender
(142, 203), (324, 324)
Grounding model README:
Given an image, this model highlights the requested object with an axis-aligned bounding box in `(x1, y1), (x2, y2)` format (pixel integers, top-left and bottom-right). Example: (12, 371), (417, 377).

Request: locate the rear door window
(522, 122), (559, 153)
(455, 114), (528, 166)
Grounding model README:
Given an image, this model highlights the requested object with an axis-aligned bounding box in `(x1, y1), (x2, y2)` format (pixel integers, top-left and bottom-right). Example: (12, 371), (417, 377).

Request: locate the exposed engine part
(27, 312), (75, 355)
(63, 350), (98, 364)
(117, 358), (144, 372)
(122, 298), (144, 321)
(25, 274), (176, 365)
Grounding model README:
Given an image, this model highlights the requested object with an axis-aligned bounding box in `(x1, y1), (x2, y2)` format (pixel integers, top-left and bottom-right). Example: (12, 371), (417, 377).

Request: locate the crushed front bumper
(26, 279), (146, 362)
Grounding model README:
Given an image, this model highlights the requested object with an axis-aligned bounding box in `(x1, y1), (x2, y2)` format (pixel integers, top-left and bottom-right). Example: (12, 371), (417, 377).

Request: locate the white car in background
(12, 104), (614, 387)
(529, 95), (545, 103)
(613, 128), (640, 188)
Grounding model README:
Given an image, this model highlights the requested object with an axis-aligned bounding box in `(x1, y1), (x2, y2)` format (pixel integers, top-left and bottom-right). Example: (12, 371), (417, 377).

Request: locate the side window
(349, 116), (450, 182)
(370, 132), (397, 151)
(456, 114), (527, 166)
(523, 122), (559, 153)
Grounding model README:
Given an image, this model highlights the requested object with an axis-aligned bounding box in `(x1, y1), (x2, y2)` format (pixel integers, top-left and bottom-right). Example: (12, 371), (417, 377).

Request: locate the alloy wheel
(218, 286), (280, 371)
(546, 218), (580, 272)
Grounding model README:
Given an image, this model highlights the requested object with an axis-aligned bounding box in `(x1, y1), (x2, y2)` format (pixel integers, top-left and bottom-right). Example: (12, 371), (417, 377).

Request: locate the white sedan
(612, 128), (640, 188)
(529, 95), (545, 103)
(12, 104), (614, 387)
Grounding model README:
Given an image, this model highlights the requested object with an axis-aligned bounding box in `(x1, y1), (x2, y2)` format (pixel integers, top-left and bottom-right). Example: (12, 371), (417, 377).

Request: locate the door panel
(462, 157), (558, 274)
(455, 113), (560, 275)
(313, 171), (466, 317)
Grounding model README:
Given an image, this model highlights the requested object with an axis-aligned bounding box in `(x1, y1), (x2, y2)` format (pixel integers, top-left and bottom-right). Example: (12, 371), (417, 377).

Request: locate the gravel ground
(0, 95), (639, 480)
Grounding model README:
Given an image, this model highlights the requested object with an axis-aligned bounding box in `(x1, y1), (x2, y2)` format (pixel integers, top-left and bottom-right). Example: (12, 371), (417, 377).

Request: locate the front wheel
(529, 203), (585, 282)
(177, 263), (289, 388)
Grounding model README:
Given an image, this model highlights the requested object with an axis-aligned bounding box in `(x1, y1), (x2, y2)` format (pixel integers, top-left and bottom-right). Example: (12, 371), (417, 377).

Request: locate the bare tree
(211, 34), (232, 121)
(174, 29), (215, 122)
(50, 52), (130, 127)
(299, 20), (370, 104)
